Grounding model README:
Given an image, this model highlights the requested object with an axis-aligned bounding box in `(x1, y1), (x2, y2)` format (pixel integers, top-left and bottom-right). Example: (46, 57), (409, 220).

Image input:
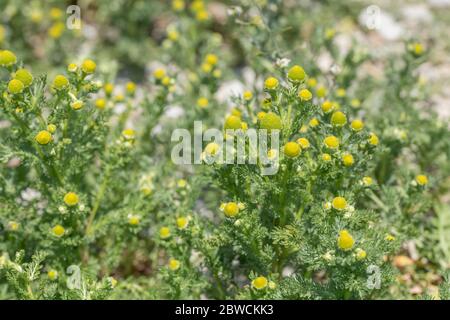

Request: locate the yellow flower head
(160, 227), (171, 239)
(298, 88), (312, 101)
(316, 85), (327, 98)
(321, 100), (334, 113)
(350, 98), (361, 108)
(81, 59), (96, 74)
(14, 69), (33, 87)
(52, 225), (65, 237)
(95, 98), (106, 110)
(8, 221), (20, 231)
(287, 65), (306, 82)
(307, 78), (317, 88)
(415, 174), (428, 186)
(224, 115), (242, 130)
(243, 90), (253, 101)
(342, 153), (354, 167)
(126, 82), (136, 94)
(169, 258), (181, 271)
(259, 112), (282, 131)
(197, 97), (209, 108)
(284, 142), (301, 158)
(64, 192), (79, 207)
(71, 100), (84, 110)
(53, 75), (69, 90)
(7, 79), (24, 94)
(309, 118), (319, 128)
(47, 270), (58, 280)
(128, 215), (140, 226)
(362, 176), (373, 186)
(368, 133), (379, 146)
(330, 111), (347, 127)
(48, 22), (65, 38)
(385, 234), (396, 241)
(177, 217), (189, 229)
(264, 77), (279, 90)
(104, 83), (114, 95)
(337, 230), (354, 251)
(257, 111), (267, 121)
(322, 153), (331, 162)
(410, 42), (425, 56)
(324, 135), (339, 149)
(252, 276), (268, 290)
(50, 7), (63, 20)
(122, 129), (136, 140)
(35, 130), (52, 145)
(153, 68), (166, 80)
(0, 50), (17, 66)
(297, 138), (310, 149)
(205, 142), (220, 156)
(351, 119), (364, 131)
(356, 248), (367, 260)
(336, 88), (346, 97)
(332, 196), (347, 210)
(231, 108), (242, 118)
(201, 62), (212, 73)
(224, 202), (239, 218)
(168, 29), (179, 41)
(67, 63), (77, 72)
(172, 0), (185, 11)
(205, 53), (218, 66)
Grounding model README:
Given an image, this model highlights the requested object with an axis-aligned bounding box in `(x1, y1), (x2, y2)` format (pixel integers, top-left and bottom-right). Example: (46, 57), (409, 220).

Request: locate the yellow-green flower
(351, 119), (364, 131)
(323, 135), (339, 149)
(298, 88), (312, 101)
(337, 230), (354, 251)
(64, 192), (79, 206)
(332, 196), (347, 210)
(81, 59), (96, 74)
(296, 138), (310, 149)
(53, 75), (69, 90)
(330, 111), (347, 127)
(153, 68), (166, 80)
(264, 77), (279, 90)
(259, 112), (282, 131)
(205, 53), (218, 66)
(169, 258), (181, 271)
(342, 153), (354, 167)
(224, 202), (239, 218)
(71, 100), (84, 110)
(7, 79), (24, 94)
(177, 216), (189, 229)
(14, 68), (33, 87)
(252, 276), (268, 290)
(35, 130), (52, 145)
(322, 153), (331, 162)
(0, 50), (17, 66)
(368, 133), (379, 146)
(355, 248), (367, 260)
(224, 115), (242, 130)
(284, 142), (301, 158)
(415, 174), (428, 186)
(197, 97), (209, 108)
(52, 225), (65, 237)
(95, 98), (106, 110)
(321, 100), (334, 113)
(47, 269), (58, 280)
(287, 65), (306, 82)
(362, 176), (373, 186)
(128, 215), (140, 226)
(309, 118), (319, 128)
(160, 227), (171, 239)
(243, 90), (253, 101)
(126, 82), (136, 94)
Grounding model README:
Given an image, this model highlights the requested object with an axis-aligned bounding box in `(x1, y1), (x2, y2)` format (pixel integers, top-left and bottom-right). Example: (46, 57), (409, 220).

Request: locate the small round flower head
(325, 28), (336, 40)
(316, 85), (327, 98)
(342, 153), (354, 167)
(67, 63), (77, 72)
(322, 153), (331, 162)
(368, 133), (379, 146)
(410, 42), (425, 56)
(153, 68), (166, 80)
(287, 65), (306, 82)
(385, 234), (396, 241)
(332, 196), (347, 210)
(177, 179), (187, 188)
(71, 100), (84, 110)
(264, 77), (279, 90)
(128, 214), (140, 226)
(48, 22), (65, 38)
(415, 174), (428, 186)
(162, 76), (172, 86)
(52, 224), (65, 237)
(351, 119), (364, 131)
(205, 142), (220, 156)
(257, 111), (267, 121)
(298, 89), (312, 101)
(64, 192), (79, 206)
(307, 78), (317, 88)
(172, 0), (185, 11)
(362, 176), (373, 186)
(50, 7), (63, 20)
(197, 97), (209, 108)
(355, 248), (367, 260)
(297, 138), (310, 149)
(224, 115), (242, 130)
(14, 69), (33, 87)
(47, 270), (58, 280)
(0, 50), (17, 66)
(309, 118), (319, 128)
(336, 88), (346, 97)
(104, 83), (114, 95)
(81, 59), (96, 74)
(230, 108), (241, 118)
(213, 69), (222, 78)
(53, 75), (69, 90)
(126, 81), (136, 94)
(224, 202), (239, 218)
(323, 135), (339, 149)
(8, 221), (20, 231)
(167, 29), (179, 41)
(35, 130), (52, 145)
(176, 216), (189, 229)
(205, 54), (218, 66)
(284, 142), (301, 158)
(243, 90), (253, 101)
(252, 276), (268, 290)
(259, 112), (282, 131)
(7, 79), (24, 94)
(169, 258), (181, 271)
(350, 98), (361, 108)
(201, 63), (212, 73)
(122, 129), (136, 140)
(196, 10), (209, 21)
(159, 226), (171, 239)
(95, 98), (106, 110)
(337, 230), (354, 251)
(321, 100), (334, 113)
(330, 111), (347, 127)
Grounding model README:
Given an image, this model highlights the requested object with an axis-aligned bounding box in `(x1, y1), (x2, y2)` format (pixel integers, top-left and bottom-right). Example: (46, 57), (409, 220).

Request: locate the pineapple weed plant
(0, 0), (449, 300)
